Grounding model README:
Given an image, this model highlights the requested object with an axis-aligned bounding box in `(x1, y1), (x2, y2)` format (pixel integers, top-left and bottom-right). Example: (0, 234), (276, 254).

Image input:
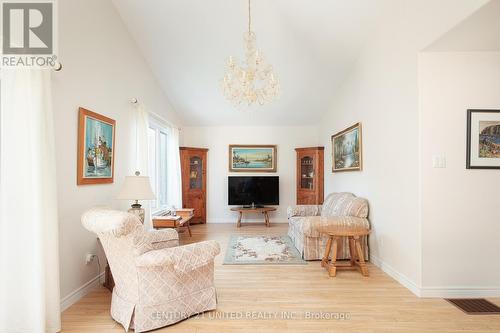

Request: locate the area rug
(224, 235), (306, 265)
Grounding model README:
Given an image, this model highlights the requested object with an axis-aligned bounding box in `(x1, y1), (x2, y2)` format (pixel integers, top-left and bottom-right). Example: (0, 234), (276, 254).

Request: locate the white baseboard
(370, 254), (421, 297)
(60, 272), (105, 312)
(420, 287), (500, 298)
(370, 254), (500, 298)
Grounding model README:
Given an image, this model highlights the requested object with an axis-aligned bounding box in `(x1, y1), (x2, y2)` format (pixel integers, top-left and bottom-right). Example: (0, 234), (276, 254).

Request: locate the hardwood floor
(62, 223), (500, 333)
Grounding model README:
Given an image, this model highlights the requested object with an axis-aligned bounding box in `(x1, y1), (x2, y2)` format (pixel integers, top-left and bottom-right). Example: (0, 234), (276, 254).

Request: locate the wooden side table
(319, 225), (370, 277)
(153, 208), (194, 237)
(230, 207), (277, 227)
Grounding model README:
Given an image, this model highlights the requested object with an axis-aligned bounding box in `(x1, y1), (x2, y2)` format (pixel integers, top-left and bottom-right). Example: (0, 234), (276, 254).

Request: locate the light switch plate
(432, 155), (446, 168)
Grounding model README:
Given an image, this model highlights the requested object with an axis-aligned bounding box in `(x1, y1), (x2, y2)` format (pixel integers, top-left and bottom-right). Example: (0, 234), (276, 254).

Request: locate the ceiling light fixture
(221, 0), (280, 106)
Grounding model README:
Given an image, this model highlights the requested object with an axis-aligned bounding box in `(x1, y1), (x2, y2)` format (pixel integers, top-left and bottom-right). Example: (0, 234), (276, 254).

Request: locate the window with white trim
(148, 119), (168, 212)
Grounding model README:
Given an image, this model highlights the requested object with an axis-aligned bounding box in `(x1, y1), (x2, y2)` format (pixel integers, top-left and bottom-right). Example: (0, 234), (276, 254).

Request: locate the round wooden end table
(319, 224), (370, 277)
(230, 206), (277, 227)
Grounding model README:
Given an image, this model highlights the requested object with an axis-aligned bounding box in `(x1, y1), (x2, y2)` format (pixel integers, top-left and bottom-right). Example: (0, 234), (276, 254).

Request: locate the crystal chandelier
(221, 0), (280, 106)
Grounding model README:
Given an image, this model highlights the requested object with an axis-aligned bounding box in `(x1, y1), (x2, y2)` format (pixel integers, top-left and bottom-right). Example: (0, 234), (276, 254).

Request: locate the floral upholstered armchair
(82, 208), (220, 332)
(287, 192), (370, 260)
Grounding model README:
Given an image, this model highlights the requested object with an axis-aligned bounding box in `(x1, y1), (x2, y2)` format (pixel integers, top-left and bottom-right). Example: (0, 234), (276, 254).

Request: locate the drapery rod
(53, 61), (63, 71)
(130, 98), (181, 131)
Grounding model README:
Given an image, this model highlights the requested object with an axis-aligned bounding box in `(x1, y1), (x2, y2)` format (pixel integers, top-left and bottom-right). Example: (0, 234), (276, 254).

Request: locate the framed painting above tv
(229, 145), (277, 172)
(466, 109), (500, 169)
(77, 107), (116, 185)
(331, 123), (362, 172)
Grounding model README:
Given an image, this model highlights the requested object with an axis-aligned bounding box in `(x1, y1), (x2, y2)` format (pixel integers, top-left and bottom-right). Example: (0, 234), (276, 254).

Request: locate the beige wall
(419, 52), (500, 296)
(180, 126), (320, 223)
(53, 0), (180, 306)
(319, 0), (487, 293)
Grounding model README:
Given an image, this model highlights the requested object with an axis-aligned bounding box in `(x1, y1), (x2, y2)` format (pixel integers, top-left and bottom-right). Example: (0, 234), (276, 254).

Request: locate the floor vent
(446, 298), (500, 315)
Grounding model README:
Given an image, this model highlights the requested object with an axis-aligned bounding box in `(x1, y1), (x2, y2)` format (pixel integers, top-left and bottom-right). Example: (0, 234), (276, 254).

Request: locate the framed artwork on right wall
(466, 109), (500, 169)
(331, 122), (362, 172)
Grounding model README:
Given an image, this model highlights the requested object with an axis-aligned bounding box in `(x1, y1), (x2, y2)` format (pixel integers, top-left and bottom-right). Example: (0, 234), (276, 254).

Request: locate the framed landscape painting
(229, 145), (277, 172)
(77, 107), (116, 184)
(331, 123), (362, 172)
(466, 109), (500, 169)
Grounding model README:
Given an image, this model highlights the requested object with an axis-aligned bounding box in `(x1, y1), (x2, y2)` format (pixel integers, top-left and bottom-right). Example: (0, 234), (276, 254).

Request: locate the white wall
(318, 0), (487, 292)
(181, 126), (320, 223)
(52, 0), (180, 307)
(419, 52), (500, 296)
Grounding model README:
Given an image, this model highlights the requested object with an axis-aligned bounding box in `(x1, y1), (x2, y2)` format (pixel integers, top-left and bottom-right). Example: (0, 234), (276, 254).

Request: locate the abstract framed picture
(466, 109), (500, 169)
(229, 145), (277, 172)
(77, 107), (116, 185)
(331, 122), (362, 172)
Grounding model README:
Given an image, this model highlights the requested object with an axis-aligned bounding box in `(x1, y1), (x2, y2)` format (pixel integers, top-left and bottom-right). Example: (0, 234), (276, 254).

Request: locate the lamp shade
(116, 176), (156, 200)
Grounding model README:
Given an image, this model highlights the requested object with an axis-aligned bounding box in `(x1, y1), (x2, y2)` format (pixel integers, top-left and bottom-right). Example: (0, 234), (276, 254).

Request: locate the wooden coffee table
(230, 207), (276, 227)
(319, 224), (370, 277)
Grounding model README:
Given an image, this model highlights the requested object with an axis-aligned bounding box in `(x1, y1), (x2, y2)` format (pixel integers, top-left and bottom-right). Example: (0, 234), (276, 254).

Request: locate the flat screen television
(228, 176), (279, 206)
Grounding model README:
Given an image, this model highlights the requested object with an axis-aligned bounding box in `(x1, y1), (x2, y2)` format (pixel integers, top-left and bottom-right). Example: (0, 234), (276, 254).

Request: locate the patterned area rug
(224, 235), (306, 265)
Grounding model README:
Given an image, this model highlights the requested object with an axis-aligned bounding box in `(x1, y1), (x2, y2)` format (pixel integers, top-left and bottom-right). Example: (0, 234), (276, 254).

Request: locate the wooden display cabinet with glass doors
(180, 147), (208, 224)
(295, 147), (324, 205)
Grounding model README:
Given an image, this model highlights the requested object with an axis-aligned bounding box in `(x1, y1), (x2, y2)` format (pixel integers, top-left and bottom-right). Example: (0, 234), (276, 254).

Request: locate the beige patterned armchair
(287, 192), (370, 260)
(82, 208), (220, 332)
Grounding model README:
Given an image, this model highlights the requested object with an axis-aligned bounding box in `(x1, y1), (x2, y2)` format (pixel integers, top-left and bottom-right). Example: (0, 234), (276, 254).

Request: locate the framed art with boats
(77, 107), (116, 185)
(229, 145), (277, 172)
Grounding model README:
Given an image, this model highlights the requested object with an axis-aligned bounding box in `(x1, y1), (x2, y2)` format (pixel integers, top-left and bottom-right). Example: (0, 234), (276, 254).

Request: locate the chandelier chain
(248, 0), (251, 33)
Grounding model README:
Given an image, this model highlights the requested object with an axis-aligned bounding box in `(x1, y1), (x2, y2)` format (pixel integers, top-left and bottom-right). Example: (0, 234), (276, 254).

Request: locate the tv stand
(230, 206), (277, 228)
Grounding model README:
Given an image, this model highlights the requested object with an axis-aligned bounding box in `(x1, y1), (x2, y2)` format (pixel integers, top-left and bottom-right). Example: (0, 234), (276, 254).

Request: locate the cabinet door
(296, 148), (324, 205)
(297, 152), (315, 204)
(300, 155), (315, 191)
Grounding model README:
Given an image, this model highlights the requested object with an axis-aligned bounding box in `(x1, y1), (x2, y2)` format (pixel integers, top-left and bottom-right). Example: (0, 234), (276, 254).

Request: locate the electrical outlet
(85, 253), (95, 265)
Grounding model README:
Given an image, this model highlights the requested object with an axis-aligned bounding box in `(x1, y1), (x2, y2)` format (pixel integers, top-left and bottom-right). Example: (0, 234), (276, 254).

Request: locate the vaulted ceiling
(112, 0), (383, 126)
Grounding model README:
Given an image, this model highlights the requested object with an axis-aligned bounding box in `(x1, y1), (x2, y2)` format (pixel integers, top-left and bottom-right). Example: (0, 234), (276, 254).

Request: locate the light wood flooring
(62, 223), (500, 333)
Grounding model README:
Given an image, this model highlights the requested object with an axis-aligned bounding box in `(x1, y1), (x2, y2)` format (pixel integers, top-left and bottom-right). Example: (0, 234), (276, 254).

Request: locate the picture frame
(229, 145), (277, 172)
(466, 109), (500, 169)
(331, 122), (362, 172)
(77, 107), (116, 185)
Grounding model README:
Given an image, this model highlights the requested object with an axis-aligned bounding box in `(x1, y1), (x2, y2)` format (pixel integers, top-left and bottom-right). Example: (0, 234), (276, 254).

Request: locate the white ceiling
(112, 0), (383, 126)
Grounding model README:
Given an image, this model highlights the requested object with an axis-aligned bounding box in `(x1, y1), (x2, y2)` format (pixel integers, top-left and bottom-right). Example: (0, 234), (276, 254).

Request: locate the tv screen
(228, 176), (279, 206)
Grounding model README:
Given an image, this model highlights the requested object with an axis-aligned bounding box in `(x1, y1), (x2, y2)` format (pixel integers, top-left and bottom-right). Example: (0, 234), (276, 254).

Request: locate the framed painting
(229, 145), (277, 172)
(77, 107), (116, 184)
(331, 123), (362, 172)
(466, 109), (500, 169)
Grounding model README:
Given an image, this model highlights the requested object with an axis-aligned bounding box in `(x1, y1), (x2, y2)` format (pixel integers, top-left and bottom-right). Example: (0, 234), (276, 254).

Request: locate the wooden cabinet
(295, 147), (324, 205)
(180, 147), (208, 224)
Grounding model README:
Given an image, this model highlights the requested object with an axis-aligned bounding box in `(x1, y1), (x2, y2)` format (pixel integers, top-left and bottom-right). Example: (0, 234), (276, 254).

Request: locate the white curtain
(0, 69), (61, 332)
(166, 126), (182, 209)
(134, 104), (153, 230)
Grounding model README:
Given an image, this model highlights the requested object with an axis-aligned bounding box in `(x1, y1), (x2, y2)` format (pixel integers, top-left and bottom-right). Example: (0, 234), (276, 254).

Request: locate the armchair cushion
(287, 205), (322, 218)
(321, 192), (369, 218)
(81, 208), (141, 237)
(133, 229), (180, 255)
(135, 240), (220, 274)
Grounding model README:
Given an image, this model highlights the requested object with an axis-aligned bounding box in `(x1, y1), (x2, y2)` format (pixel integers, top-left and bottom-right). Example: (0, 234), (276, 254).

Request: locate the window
(148, 119), (168, 212)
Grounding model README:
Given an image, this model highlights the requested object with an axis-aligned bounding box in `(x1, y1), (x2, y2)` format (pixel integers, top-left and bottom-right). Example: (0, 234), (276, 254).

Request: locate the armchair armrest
(287, 205), (322, 218)
(135, 240), (220, 274)
(133, 229), (179, 255)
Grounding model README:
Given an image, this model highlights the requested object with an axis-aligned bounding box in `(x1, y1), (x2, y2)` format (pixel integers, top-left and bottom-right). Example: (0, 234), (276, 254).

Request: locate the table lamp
(116, 171), (156, 223)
